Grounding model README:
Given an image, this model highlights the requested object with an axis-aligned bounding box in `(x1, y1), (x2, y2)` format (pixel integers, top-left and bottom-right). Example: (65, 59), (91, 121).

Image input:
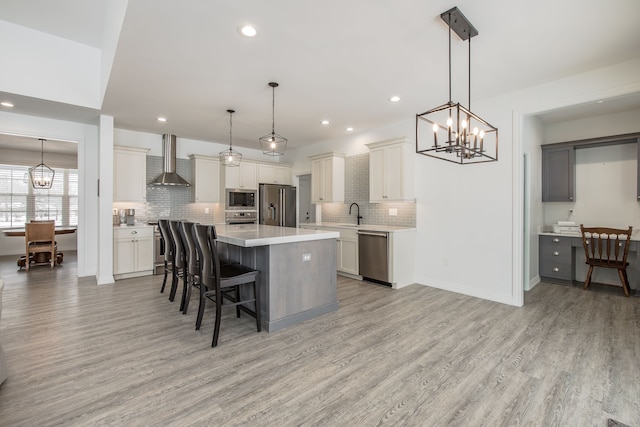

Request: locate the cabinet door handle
(553, 267), (560, 272)
(552, 238), (560, 243)
(553, 251), (559, 256)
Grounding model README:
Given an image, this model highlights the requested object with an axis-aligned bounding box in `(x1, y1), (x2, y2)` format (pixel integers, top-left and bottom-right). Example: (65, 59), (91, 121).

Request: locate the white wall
(0, 111), (99, 277)
(522, 115), (544, 289)
(283, 58), (640, 307)
(0, 20), (101, 108)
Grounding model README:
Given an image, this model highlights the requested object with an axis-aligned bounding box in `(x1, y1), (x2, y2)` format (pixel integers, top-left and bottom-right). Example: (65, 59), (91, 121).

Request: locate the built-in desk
(539, 232), (638, 290)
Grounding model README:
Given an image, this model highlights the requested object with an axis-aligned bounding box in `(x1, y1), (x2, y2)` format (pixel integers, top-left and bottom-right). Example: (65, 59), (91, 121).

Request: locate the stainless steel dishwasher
(358, 230), (390, 285)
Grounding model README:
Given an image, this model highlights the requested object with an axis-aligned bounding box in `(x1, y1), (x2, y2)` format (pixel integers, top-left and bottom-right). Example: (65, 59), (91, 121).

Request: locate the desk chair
(24, 221), (56, 271)
(580, 225), (633, 297)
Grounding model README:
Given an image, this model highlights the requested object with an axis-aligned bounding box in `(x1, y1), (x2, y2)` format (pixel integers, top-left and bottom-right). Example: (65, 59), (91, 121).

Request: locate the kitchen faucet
(349, 202), (363, 225)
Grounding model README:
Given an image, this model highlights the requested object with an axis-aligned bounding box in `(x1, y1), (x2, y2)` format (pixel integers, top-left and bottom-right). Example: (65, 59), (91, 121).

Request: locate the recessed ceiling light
(1, 101), (14, 108)
(157, 117), (167, 122)
(389, 96), (400, 102)
(321, 120), (330, 125)
(239, 25), (258, 37)
(346, 127), (354, 132)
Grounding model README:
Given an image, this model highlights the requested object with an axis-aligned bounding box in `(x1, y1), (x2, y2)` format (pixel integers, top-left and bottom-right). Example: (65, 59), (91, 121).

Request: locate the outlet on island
(302, 253), (311, 262)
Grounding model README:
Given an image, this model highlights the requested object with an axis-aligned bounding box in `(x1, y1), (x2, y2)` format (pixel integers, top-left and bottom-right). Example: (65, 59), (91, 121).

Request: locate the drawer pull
(552, 238), (560, 243)
(552, 251), (559, 256)
(553, 267), (560, 272)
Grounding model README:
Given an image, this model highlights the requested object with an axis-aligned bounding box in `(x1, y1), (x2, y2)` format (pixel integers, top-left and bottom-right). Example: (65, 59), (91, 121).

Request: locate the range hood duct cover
(149, 134), (191, 186)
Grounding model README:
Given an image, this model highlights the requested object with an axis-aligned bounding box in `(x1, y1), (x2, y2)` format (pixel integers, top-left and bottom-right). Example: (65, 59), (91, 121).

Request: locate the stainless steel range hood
(149, 134), (191, 186)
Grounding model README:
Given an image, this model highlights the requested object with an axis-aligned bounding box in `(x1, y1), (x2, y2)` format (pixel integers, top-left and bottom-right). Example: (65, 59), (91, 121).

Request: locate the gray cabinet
(539, 235), (574, 283)
(541, 145), (574, 202)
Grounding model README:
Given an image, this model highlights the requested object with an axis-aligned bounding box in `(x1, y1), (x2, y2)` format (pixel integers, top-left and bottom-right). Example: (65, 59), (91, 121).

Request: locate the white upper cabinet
(310, 152), (345, 203)
(366, 137), (414, 202)
(224, 161), (257, 190)
(257, 163), (292, 185)
(190, 154), (220, 203)
(113, 146), (149, 203)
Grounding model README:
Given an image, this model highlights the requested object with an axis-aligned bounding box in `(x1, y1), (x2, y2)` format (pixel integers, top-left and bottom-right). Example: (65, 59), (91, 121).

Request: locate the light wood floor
(0, 253), (638, 426)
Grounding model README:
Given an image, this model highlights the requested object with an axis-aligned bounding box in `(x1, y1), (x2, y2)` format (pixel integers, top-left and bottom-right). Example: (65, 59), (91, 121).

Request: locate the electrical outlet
(389, 208), (398, 216)
(204, 207), (209, 214)
(302, 253), (311, 262)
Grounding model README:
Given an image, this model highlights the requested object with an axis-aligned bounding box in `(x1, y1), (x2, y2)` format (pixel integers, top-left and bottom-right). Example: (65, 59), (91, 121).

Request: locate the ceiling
(0, 0), (639, 151)
(0, 133), (78, 155)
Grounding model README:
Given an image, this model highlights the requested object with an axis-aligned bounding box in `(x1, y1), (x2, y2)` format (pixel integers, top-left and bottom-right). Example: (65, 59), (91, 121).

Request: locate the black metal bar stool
(157, 219), (173, 294)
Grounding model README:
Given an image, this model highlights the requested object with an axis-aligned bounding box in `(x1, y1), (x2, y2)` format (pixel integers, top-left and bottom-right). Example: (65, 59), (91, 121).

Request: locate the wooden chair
(179, 221), (199, 314)
(580, 225), (633, 296)
(193, 224), (260, 347)
(24, 221), (57, 271)
(168, 220), (187, 304)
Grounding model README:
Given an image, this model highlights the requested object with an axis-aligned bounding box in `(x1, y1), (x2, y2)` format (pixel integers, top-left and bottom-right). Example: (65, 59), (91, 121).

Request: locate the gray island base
(214, 224), (340, 332)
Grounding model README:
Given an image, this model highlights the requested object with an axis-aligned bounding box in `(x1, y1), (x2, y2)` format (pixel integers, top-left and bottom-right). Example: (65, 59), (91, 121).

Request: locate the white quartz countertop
(215, 224), (339, 247)
(300, 222), (416, 233)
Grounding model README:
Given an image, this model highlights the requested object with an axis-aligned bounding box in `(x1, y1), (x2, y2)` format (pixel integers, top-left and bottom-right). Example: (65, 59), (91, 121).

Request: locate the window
(0, 164), (78, 228)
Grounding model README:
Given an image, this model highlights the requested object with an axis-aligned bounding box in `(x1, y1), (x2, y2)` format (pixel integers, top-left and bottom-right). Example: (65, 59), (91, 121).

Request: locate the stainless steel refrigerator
(259, 184), (297, 227)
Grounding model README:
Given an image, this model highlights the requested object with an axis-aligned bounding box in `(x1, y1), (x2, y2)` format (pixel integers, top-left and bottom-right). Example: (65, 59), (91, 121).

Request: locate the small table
(2, 227), (77, 268)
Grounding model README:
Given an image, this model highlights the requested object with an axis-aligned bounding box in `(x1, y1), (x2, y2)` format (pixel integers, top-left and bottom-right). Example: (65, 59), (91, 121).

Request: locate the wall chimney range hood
(149, 134), (191, 186)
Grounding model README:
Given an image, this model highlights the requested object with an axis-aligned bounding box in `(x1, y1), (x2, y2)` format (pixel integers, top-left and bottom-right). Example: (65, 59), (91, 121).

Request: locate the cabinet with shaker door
(113, 226), (154, 279)
(190, 154), (220, 202)
(366, 137), (414, 202)
(257, 163), (292, 185)
(224, 161), (257, 190)
(309, 152), (345, 203)
(113, 146), (149, 202)
(541, 145), (574, 202)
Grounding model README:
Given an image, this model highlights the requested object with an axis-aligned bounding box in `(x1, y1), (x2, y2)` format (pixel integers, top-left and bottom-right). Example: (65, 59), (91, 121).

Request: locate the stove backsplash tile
(320, 153), (416, 227)
(122, 156), (221, 224)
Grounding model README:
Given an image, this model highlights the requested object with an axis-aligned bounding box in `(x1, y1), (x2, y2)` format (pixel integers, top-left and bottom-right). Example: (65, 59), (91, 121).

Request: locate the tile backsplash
(113, 156), (223, 224)
(319, 153), (416, 227)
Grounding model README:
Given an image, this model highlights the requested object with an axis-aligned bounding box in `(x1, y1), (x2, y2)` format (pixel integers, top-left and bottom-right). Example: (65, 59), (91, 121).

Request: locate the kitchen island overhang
(214, 224), (340, 332)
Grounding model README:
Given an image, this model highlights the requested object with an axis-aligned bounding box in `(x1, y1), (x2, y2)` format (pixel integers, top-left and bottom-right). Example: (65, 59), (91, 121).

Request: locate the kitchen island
(214, 224), (340, 332)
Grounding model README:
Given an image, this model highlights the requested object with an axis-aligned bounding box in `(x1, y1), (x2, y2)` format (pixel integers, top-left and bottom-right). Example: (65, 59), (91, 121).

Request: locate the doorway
(298, 174), (315, 224)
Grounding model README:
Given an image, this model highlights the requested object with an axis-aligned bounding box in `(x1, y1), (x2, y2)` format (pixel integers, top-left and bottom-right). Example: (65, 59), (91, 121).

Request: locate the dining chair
(24, 221), (57, 271)
(157, 220), (173, 294)
(192, 224), (261, 347)
(580, 225), (633, 296)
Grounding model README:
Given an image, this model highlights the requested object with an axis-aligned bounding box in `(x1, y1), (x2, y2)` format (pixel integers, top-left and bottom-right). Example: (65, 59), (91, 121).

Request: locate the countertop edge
(300, 222), (416, 233)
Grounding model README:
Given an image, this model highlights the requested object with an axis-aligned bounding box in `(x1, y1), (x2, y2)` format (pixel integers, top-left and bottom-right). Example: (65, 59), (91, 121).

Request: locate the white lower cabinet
(337, 229), (359, 276)
(113, 226), (154, 279)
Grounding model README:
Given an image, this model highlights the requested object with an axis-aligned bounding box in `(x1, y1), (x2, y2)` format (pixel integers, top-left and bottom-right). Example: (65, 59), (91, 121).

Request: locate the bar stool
(179, 221), (199, 314)
(157, 219), (173, 294)
(168, 220), (187, 304)
(192, 224), (261, 347)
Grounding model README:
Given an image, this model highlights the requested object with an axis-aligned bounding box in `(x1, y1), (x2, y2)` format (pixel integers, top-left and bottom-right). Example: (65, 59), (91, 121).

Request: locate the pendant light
(416, 7), (498, 164)
(219, 109), (242, 167)
(29, 138), (55, 189)
(259, 82), (287, 156)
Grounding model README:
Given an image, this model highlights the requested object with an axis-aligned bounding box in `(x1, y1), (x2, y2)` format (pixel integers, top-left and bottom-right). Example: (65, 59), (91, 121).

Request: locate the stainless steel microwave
(226, 189), (256, 210)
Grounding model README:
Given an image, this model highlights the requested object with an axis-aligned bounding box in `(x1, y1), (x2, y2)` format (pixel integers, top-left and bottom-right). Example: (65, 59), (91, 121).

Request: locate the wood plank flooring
(0, 253), (638, 426)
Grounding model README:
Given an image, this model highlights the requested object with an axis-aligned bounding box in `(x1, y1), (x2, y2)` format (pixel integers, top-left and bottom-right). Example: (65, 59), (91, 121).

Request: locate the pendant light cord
(468, 37), (471, 110)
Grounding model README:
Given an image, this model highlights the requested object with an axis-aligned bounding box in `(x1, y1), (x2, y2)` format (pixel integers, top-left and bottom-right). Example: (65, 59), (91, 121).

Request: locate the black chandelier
(259, 82), (287, 156)
(219, 109), (242, 167)
(29, 138), (55, 188)
(416, 7), (498, 164)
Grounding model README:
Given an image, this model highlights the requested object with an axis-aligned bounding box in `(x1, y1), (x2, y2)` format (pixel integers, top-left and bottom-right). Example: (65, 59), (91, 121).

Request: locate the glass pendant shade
(29, 139), (55, 189)
(259, 82), (287, 156)
(415, 7), (498, 165)
(219, 109), (242, 167)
